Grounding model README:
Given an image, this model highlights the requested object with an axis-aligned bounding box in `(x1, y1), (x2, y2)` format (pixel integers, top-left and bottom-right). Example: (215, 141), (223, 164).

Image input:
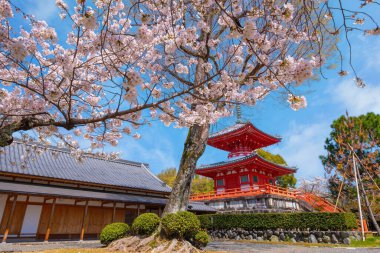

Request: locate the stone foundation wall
(208, 228), (361, 245)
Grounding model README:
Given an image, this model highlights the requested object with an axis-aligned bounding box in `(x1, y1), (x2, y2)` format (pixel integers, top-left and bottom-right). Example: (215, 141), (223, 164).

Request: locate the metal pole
(353, 154), (365, 241)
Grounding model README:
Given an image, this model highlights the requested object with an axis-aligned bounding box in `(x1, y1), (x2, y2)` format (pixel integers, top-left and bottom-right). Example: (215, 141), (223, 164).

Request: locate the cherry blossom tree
(0, 0), (379, 219)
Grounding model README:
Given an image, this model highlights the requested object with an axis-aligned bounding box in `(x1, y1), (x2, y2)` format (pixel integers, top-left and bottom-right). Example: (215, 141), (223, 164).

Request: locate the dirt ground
(1, 239), (379, 253)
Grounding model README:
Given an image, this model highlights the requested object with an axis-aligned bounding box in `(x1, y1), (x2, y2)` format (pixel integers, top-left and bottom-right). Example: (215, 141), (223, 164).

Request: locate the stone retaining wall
(208, 228), (361, 245)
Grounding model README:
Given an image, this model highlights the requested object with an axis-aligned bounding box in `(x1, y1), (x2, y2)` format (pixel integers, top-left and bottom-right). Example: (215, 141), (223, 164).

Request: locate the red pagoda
(191, 122), (339, 213)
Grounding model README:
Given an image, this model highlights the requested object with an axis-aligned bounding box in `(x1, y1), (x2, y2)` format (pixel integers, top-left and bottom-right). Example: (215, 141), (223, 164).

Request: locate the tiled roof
(208, 123), (246, 138)
(0, 141), (171, 193)
(0, 181), (167, 205)
(188, 201), (216, 212)
(208, 122), (281, 140)
(0, 181), (216, 212)
(198, 152), (257, 170)
(197, 152), (295, 172)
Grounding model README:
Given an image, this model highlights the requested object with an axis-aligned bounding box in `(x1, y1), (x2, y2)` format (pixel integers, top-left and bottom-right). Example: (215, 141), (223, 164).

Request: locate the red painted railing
(296, 192), (342, 213)
(190, 185), (341, 213)
(190, 184), (297, 201)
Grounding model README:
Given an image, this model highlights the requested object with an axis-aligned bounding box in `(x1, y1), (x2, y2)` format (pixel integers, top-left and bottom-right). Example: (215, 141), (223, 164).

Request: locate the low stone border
(208, 228), (362, 245)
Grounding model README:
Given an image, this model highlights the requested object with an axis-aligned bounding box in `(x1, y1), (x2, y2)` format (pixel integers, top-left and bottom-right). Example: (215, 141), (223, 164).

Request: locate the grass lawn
(350, 237), (380, 247)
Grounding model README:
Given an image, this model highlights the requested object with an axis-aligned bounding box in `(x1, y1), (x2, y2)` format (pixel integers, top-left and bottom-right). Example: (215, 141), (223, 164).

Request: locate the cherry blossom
(0, 0), (376, 156)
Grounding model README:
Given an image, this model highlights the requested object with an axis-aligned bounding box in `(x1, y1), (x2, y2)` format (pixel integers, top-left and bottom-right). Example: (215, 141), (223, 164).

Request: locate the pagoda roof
(196, 152), (296, 178)
(207, 122), (281, 152)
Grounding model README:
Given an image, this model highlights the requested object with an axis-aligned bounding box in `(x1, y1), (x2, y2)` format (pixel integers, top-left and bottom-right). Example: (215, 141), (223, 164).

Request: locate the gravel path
(205, 240), (380, 253)
(1, 239), (379, 253)
(0, 240), (102, 252)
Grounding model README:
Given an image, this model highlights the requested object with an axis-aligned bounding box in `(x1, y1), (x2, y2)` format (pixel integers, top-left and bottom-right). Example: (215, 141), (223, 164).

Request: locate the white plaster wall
(0, 194), (8, 232)
(20, 205), (42, 235)
(56, 198), (75, 205)
(17, 195), (27, 201)
(28, 196), (44, 203)
(88, 200), (102, 206)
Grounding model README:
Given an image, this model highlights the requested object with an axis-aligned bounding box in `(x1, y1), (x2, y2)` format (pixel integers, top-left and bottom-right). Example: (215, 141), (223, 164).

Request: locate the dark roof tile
(0, 141), (171, 193)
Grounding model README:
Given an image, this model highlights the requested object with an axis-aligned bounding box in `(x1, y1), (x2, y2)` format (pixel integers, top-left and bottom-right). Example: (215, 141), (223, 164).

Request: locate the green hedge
(198, 212), (358, 231)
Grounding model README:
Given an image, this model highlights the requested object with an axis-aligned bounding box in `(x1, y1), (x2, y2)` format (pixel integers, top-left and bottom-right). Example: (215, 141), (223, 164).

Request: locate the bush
(161, 213), (187, 238)
(161, 211), (202, 239)
(132, 213), (160, 235)
(193, 231), (209, 248)
(99, 222), (130, 245)
(198, 212), (358, 231)
(177, 211), (201, 239)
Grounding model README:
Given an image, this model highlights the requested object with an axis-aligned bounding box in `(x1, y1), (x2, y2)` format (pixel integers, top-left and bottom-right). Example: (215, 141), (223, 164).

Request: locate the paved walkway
(0, 240), (102, 252)
(205, 240), (380, 253)
(0, 239), (379, 253)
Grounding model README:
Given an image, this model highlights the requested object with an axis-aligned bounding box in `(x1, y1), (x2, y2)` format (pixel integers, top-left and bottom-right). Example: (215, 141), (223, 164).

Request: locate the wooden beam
(2, 195), (17, 243)
(44, 198), (56, 242)
(112, 202), (116, 223)
(79, 200), (89, 241)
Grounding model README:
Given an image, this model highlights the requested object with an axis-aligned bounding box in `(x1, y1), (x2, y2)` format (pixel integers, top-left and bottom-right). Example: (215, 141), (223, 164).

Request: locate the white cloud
(269, 68), (380, 182)
(270, 121), (331, 181)
(330, 80), (380, 116)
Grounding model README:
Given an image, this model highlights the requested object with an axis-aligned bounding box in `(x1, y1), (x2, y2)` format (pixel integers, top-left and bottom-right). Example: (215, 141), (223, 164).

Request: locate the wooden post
(158, 207), (162, 217)
(112, 202), (116, 223)
(80, 200), (89, 241)
(137, 204), (140, 216)
(18, 196), (29, 238)
(353, 154), (365, 241)
(2, 195), (18, 243)
(44, 198), (56, 242)
(36, 198), (47, 240)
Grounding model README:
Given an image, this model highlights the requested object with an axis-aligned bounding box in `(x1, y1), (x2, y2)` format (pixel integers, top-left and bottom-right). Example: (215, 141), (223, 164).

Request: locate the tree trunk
(357, 169), (380, 234)
(162, 124), (210, 215)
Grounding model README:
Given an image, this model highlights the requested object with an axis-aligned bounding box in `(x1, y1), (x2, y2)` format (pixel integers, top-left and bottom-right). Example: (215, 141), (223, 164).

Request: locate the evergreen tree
(321, 112), (380, 233)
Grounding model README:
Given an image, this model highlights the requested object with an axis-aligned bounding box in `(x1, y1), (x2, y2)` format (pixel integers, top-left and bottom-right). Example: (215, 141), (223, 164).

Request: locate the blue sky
(18, 1), (380, 182)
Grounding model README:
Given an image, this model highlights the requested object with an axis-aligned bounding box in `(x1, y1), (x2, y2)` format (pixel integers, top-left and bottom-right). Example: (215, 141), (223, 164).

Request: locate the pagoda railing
(190, 185), (342, 213)
(190, 184), (298, 201)
(296, 192), (342, 213)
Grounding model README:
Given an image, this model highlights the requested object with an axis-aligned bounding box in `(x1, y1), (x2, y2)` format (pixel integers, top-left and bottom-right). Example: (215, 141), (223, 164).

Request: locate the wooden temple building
(0, 141), (214, 242)
(190, 122), (338, 213)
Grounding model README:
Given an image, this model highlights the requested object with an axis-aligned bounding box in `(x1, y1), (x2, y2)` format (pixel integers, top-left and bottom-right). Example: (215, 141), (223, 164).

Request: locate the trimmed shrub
(177, 211), (201, 239)
(161, 211), (202, 239)
(99, 222), (130, 245)
(193, 231), (210, 248)
(161, 213), (187, 238)
(132, 213), (160, 235)
(198, 212), (358, 231)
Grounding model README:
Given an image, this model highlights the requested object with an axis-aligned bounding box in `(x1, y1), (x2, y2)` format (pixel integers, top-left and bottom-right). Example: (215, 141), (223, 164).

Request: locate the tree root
(108, 236), (202, 253)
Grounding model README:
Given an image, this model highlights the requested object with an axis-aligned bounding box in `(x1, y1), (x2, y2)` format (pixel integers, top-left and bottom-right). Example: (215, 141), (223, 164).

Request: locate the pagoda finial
(236, 104), (243, 123)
